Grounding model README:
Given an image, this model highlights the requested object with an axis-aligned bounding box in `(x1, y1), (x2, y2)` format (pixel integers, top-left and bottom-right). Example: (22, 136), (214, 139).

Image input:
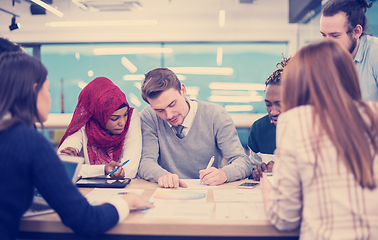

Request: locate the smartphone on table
(237, 182), (260, 189)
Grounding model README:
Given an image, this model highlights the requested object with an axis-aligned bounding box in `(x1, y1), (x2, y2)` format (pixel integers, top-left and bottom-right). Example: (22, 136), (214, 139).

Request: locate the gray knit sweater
(138, 100), (253, 183)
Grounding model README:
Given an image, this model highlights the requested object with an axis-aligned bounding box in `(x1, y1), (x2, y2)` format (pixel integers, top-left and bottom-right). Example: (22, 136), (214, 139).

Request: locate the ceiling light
(133, 82), (141, 90)
(208, 95), (263, 103)
(93, 47), (171, 55)
(121, 57), (137, 73)
(210, 90), (254, 96)
(209, 82), (265, 90)
(131, 2), (143, 11)
(73, 0), (143, 12)
(224, 105), (254, 112)
(46, 20), (157, 27)
(30, 0), (64, 17)
(9, 16), (20, 31)
(219, 10), (225, 27)
(168, 67), (233, 75)
(71, 0), (89, 11)
(123, 74), (186, 81)
(185, 86), (200, 97)
(129, 93), (141, 107)
(216, 47), (223, 66)
(78, 81), (87, 89)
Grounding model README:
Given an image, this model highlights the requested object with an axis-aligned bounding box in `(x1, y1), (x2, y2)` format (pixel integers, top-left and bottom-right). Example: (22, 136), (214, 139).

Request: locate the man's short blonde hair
(141, 68), (181, 103)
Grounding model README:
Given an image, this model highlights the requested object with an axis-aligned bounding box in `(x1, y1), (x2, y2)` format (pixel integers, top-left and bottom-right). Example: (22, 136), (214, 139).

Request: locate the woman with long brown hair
(261, 39), (378, 239)
(0, 52), (152, 239)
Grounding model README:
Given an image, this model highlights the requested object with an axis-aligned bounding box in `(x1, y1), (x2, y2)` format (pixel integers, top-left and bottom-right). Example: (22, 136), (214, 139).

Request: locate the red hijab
(59, 77), (133, 165)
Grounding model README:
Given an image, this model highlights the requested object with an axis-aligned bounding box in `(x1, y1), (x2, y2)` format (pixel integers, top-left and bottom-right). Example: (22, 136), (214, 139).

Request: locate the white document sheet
(149, 188), (208, 203)
(85, 188), (144, 205)
(266, 175), (276, 187)
(213, 189), (263, 202)
(215, 202), (267, 220)
(144, 202), (214, 219)
(180, 179), (219, 189)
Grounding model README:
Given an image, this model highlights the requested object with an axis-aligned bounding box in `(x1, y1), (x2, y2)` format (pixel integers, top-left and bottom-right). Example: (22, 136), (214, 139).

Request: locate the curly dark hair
(265, 53), (290, 86)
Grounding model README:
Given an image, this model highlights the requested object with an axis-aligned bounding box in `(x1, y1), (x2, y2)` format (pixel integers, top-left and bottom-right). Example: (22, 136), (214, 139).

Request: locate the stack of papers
(85, 179), (268, 221)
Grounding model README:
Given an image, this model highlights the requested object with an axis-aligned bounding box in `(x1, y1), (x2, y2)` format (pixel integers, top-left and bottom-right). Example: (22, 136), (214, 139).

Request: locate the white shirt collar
(181, 99), (197, 128)
(169, 99), (198, 134)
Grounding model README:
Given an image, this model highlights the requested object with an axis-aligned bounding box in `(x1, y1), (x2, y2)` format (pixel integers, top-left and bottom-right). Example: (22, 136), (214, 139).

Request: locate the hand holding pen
(105, 160), (129, 180)
(199, 156), (228, 186)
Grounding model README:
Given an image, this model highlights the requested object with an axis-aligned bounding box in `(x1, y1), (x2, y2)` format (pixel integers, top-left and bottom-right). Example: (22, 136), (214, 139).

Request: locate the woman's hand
(122, 193), (154, 211)
(105, 161), (125, 180)
(60, 147), (79, 156)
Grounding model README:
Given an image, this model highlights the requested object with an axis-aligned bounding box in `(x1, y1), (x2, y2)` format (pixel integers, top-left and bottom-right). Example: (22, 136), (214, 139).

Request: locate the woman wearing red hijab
(58, 77), (141, 180)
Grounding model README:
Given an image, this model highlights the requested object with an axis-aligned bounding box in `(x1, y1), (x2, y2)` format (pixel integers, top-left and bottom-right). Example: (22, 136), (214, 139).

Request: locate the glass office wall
(41, 43), (162, 114)
(164, 43), (287, 114)
(23, 47), (33, 56)
(40, 42), (287, 114)
(366, 1), (378, 37)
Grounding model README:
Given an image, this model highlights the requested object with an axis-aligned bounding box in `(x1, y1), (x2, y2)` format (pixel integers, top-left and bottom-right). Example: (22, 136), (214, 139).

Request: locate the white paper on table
(85, 188), (144, 205)
(144, 202), (214, 219)
(258, 153), (275, 164)
(180, 179), (219, 189)
(149, 188), (208, 203)
(215, 202), (267, 220)
(213, 189), (263, 202)
(266, 175), (276, 187)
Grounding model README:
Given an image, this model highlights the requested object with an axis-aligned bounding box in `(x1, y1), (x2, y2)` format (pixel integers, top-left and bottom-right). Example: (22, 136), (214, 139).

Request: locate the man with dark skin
(249, 55), (290, 181)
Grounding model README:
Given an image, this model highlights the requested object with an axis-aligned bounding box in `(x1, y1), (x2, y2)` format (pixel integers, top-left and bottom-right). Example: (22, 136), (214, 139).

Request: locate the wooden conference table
(19, 179), (299, 240)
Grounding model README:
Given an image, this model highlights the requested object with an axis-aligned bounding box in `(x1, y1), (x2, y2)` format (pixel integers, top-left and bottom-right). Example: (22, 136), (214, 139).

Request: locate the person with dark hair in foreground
(261, 39), (378, 239)
(0, 52), (152, 240)
(0, 36), (23, 54)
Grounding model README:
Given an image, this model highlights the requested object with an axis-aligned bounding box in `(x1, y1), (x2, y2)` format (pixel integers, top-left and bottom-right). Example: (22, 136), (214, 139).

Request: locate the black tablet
(76, 177), (131, 188)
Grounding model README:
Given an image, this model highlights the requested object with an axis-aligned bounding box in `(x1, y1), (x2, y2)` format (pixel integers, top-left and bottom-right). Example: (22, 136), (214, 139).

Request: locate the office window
(41, 43), (161, 113)
(23, 47), (33, 56)
(164, 43), (287, 113)
(40, 42), (287, 114)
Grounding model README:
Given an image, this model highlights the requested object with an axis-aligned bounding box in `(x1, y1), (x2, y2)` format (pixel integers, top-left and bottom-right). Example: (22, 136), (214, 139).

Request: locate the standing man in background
(320, 0), (378, 100)
(138, 68), (253, 188)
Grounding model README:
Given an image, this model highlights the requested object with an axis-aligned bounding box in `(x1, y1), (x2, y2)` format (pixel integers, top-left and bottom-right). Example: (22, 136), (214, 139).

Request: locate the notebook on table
(76, 159), (131, 188)
(23, 155), (84, 217)
(76, 176), (130, 188)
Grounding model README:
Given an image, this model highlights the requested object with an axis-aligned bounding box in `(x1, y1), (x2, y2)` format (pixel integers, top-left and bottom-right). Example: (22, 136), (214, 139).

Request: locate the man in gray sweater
(138, 68), (253, 188)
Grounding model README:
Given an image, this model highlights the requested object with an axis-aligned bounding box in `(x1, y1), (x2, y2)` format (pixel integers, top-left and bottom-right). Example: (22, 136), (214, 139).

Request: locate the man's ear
(353, 24), (363, 39)
(33, 83), (37, 92)
(180, 83), (187, 96)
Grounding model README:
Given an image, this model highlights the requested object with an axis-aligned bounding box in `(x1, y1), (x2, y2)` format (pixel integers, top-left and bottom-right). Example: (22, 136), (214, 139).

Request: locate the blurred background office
(0, 0), (377, 145)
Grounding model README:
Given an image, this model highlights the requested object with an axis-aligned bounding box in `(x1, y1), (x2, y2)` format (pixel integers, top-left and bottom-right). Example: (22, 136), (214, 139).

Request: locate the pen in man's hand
(206, 156), (215, 169)
(109, 160), (129, 176)
(200, 156), (215, 184)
